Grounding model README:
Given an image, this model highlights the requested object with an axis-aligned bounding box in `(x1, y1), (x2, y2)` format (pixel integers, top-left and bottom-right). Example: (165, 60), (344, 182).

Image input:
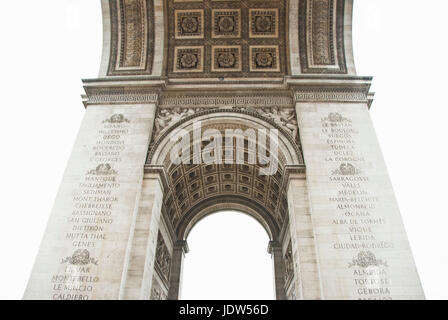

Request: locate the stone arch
(148, 109), (303, 166)
(146, 111), (303, 241)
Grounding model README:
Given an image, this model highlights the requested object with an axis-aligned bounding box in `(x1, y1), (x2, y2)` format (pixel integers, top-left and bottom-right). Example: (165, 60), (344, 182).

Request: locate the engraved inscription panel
(296, 103), (425, 299)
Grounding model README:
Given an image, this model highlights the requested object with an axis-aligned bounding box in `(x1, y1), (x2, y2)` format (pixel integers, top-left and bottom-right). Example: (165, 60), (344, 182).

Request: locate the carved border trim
(83, 86), (160, 105)
(108, 0), (155, 76)
(159, 92), (293, 108)
(299, 0), (347, 74)
(293, 87), (369, 103)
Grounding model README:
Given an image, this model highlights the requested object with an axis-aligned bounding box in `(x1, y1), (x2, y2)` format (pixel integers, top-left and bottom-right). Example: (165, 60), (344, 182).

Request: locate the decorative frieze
(159, 93), (293, 108)
(82, 86), (160, 106)
(299, 0), (347, 74)
(293, 87), (369, 103)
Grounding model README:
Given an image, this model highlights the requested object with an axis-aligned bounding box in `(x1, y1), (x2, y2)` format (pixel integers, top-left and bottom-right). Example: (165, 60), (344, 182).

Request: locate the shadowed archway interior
(181, 211), (275, 300)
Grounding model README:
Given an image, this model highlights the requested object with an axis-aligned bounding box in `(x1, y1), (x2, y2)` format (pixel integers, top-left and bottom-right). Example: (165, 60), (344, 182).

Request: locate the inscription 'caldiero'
(51, 114), (131, 300)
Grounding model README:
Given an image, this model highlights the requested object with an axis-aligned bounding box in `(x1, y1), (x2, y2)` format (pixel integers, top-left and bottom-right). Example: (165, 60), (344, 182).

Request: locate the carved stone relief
(108, 0), (155, 76)
(151, 106), (299, 143)
(155, 232), (172, 282)
(298, 0), (347, 73)
(150, 276), (167, 300)
(284, 242), (294, 286)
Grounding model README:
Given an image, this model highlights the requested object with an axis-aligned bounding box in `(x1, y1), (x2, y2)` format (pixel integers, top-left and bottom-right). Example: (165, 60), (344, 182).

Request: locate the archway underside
(147, 111), (303, 242)
(102, 0), (354, 78)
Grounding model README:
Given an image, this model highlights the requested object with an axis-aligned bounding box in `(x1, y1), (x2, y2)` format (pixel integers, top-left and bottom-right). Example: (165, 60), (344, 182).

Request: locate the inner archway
(181, 211), (274, 300)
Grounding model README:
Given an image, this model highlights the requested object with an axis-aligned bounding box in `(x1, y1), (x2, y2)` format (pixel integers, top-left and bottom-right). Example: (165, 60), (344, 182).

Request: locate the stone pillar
(268, 241), (287, 300)
(167, 240), (189, 300)
(24, 104), (156, 300)
(121, 173), (164, 300)
(287, 174), (322, 300)
(295, 100), (425, 300)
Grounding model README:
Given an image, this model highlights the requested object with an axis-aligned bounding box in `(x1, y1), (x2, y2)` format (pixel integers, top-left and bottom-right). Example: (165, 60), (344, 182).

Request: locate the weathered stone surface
(25, 0), (424, 300)
(295, 102), (424, 299)
(24, 104), (156, 300)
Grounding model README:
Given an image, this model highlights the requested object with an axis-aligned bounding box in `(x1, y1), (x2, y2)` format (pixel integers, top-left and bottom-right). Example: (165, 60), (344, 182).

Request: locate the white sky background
(0, 0), (447, 300)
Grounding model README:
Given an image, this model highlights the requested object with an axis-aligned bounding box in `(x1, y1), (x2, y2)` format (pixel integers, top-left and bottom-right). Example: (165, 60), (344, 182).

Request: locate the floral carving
(180, 53), (198, 69)
(348, 251), (388, 269)
(87, 164), (118, 176)
(61, 249), (98, 266)
(103, 114), (130, 124)
(174, 47), (203, 72)
(250, 46), (280, 72)
(212, 9), (240, 38)
(218, 52), (236, 68)
(331, 163), (360, 176)
(175, 10), (203, 38)
(212, 46), (241, 72)
(219, 17), (235, 32)
(181, 16), (198, 33)
(256, 52), (273, 68)
(321, 112), (351, 124)
(249, 9), (278, 38)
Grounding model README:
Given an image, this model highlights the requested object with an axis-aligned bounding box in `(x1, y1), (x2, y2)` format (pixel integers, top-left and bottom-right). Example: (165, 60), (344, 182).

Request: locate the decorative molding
(159, 93), (293, 108)
(175, 9), (204, 39)
(250, 46), (281, 72)
(61, 249), (99, 266)
(83, 86), (160, 105)
(108, 0), (155, 76)
(211, 45), (242, 72)
(331, 163), (361, 176)
(293, 87), (369, 103)
(299, 0), (347, 74)
(249, 8), (279, 38)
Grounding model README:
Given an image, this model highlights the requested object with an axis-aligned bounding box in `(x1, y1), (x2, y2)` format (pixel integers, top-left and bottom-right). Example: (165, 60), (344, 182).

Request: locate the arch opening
(181, 211), (275, 300)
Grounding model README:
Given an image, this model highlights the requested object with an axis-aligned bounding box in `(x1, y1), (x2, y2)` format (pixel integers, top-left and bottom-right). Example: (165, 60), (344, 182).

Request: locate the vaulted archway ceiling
(103, 0), (355, 78)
